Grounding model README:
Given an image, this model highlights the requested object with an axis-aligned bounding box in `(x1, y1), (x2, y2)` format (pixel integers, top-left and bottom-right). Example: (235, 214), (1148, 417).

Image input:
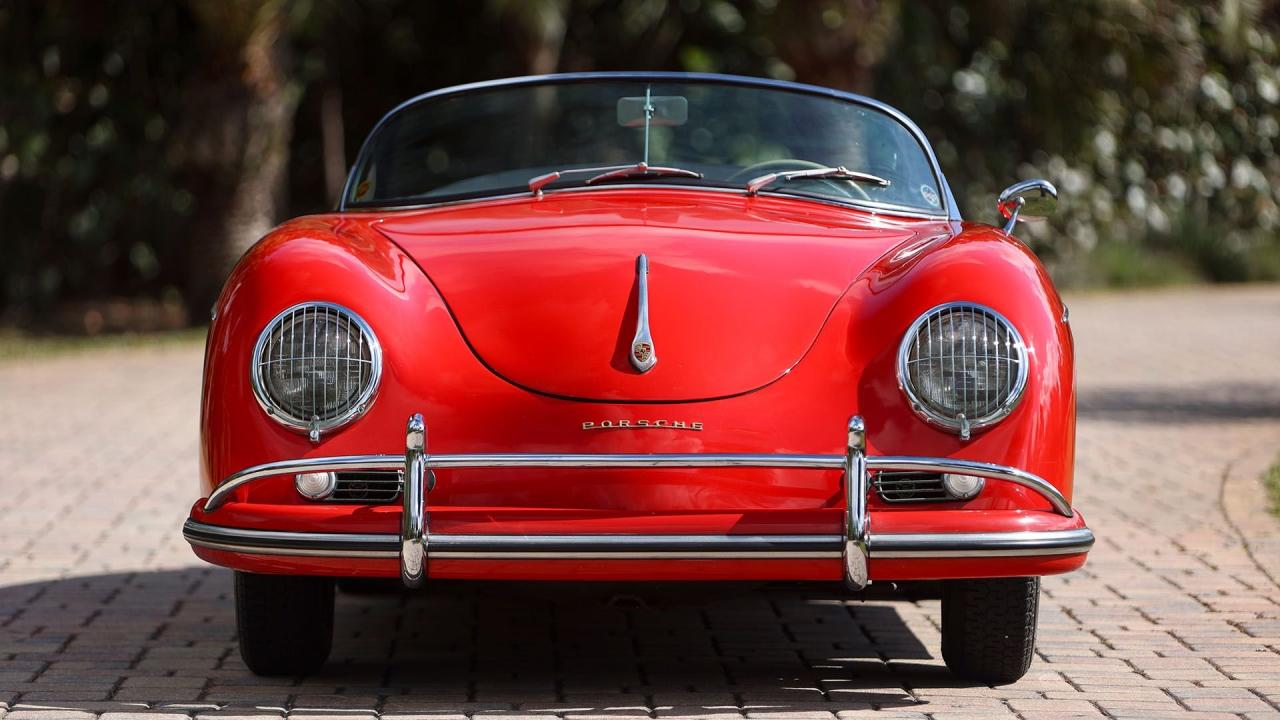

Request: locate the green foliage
(1079, 242), (1199, 288)
(0, 3), (201, 318)
(1, 1), (1278, 325)
(1265, 458), (1280, 518)
(0, 327), (205, 363)
(875, 1), (1280, 287)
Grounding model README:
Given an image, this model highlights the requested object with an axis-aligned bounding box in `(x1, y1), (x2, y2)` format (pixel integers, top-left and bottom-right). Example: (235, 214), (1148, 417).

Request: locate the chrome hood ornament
(630, 254), (657, 372)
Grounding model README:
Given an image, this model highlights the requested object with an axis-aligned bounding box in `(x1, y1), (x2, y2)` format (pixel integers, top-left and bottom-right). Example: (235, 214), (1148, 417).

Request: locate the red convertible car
(185, 72), (1090, 683)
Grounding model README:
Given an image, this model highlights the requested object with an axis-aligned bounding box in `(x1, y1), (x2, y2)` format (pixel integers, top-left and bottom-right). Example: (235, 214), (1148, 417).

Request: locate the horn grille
(875, 472), (949, 503)
(329, 471), (403, 503)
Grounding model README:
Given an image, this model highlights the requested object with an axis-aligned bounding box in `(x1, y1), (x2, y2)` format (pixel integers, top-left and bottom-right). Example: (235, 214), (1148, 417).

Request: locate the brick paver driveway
(1, 287), (1278, 720)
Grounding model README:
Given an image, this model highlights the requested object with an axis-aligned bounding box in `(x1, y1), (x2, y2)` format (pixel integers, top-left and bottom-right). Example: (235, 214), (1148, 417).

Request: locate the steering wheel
(729, 159), (873, 201)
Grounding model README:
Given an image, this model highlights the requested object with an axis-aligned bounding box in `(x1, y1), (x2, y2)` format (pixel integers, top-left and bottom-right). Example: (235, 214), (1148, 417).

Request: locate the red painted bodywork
(194, 187), (1080, 582)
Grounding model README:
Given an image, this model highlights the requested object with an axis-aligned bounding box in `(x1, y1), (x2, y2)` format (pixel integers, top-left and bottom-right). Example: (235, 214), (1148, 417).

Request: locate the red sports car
(185, 72), (1089, 683)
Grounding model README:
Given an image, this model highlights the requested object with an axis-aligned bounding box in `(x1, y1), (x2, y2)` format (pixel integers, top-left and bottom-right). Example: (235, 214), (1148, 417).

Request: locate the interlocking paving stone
(1, 287), (1280, 718)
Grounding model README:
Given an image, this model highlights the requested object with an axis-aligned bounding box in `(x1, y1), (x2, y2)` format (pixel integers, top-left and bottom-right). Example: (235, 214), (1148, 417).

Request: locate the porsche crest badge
(629, 255), (657, 372)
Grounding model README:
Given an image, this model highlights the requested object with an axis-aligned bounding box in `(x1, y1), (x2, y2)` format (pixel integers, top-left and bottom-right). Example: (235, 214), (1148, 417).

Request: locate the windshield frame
(339, 72), (959, 220)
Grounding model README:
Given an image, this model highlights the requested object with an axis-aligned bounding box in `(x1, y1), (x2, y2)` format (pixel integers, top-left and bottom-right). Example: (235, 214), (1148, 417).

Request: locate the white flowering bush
(878, 1), (1280, 285)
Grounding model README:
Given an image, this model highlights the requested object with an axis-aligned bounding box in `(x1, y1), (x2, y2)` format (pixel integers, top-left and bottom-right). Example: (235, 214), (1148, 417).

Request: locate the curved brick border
(1221, 446), (1280, 590)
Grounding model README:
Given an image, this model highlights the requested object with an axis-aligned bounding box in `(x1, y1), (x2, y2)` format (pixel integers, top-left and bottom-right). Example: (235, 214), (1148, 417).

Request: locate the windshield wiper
(585, 161), (702, 185)
(528, 162), (703, 196)
(745, 165), (890, 196)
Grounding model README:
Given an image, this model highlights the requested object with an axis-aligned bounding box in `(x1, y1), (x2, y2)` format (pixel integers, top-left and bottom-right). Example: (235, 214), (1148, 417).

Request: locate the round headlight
(897, 302), (1027, 436)
(251, 302), (381, 437)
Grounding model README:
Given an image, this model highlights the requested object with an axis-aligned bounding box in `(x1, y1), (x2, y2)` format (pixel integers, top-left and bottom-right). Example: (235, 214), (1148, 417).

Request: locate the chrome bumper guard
(195, 414), (1090, 590)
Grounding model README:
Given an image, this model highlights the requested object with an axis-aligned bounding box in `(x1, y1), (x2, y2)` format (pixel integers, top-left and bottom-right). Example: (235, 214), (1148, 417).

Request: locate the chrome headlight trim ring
(249, 301), (383, 438)
(896, 301), (1029, 436)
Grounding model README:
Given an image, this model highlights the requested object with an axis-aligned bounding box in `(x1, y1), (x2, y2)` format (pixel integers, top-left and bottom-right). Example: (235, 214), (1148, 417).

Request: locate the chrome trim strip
(430, 533), (841, 559)
(186, 539), (395, 558)
(344, 183), (952, 222)
(432, 534), (840, 551)
(870, 456), (1071, 517)
(204, 454), (1073, 517)
(205, 455), (403, 512)
(183, 520), (399, 558)
(629, 254), (657, 372)
(427, 453), (845, 469)
(183, 521), (1091, 561)
(871, 529), (1094, 558)
(843, 416), (868, 590)
(430, 551), (838, 559)
(339, 72), (959, 221)
(401, 415), (427, 588)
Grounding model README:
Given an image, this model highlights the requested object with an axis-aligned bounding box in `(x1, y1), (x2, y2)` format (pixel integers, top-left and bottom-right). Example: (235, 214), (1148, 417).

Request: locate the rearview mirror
(617, 95), (688, 127)
(997, 179), (1057, 233)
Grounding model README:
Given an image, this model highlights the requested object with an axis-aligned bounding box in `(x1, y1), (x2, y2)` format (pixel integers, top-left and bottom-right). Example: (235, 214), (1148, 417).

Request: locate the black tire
(234, 571), (334, 676)
(941, 576), (1039, 685)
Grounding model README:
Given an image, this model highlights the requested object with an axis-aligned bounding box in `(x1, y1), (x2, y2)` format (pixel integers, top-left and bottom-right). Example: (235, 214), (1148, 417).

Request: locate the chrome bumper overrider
(194, 414), (1089, 589)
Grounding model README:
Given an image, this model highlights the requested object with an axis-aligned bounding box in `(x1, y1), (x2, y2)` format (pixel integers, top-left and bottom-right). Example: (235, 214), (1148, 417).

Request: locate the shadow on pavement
(0, 569), (976, 712)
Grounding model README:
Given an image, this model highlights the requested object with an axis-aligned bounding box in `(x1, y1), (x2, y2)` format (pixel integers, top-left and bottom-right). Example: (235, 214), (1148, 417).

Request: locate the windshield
(346, 78), (945, 215)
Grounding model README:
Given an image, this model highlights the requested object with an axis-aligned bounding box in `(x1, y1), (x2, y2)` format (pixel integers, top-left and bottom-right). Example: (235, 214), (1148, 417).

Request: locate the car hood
(375, 191), (944, 402)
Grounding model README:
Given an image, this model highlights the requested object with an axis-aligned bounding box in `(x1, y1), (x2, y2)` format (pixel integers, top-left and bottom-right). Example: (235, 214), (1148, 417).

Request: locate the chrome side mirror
(997, 179), (1058, 233)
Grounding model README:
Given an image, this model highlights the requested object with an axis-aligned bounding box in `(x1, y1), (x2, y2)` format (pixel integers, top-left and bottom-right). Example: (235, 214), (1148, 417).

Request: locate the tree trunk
(176, 1), (300, 323)
(489, 0), (568, 75)
(320, 84), (346, 206)
(769, 0), (899, 95)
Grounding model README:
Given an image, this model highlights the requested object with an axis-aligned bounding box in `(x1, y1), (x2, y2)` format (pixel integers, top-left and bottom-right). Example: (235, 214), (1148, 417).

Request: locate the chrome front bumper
(183, 522), (1094, 560)
(192, 414), (1091, 589)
